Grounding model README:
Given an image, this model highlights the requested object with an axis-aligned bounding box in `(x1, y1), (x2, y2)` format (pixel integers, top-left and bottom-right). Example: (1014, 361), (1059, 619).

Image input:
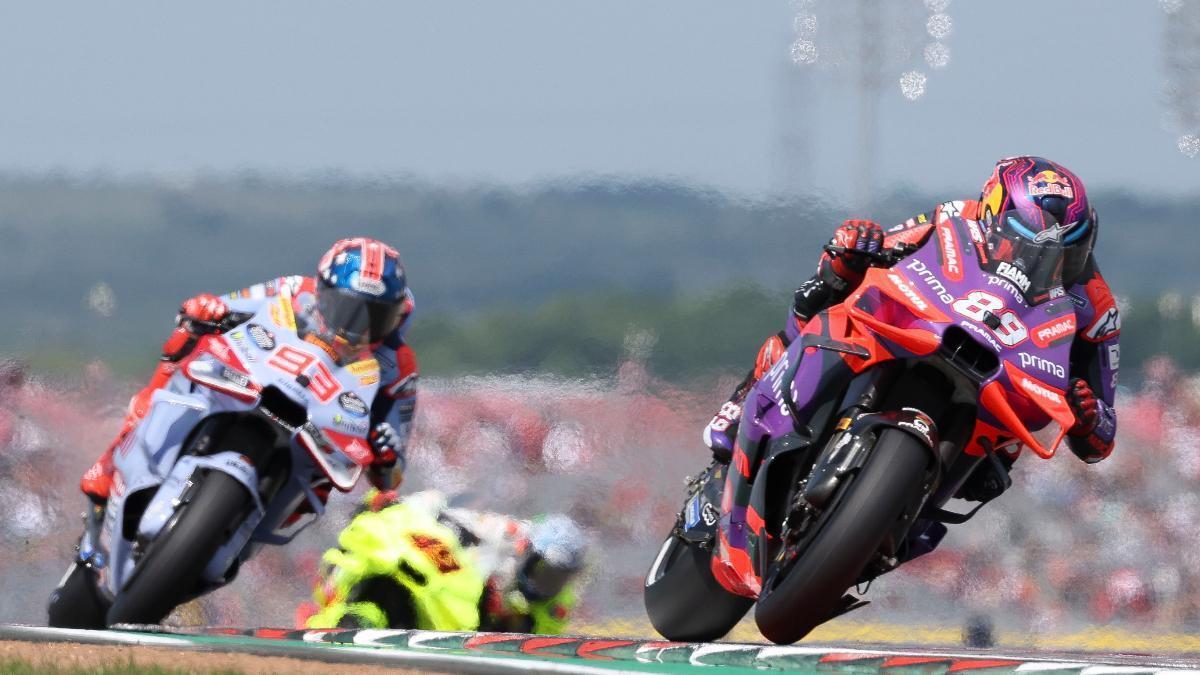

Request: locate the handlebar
(822, 241), (918, 267)
(179, 311), (255, 336)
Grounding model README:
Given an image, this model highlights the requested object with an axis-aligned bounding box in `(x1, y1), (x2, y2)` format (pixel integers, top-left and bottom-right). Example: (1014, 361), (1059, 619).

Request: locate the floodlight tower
(1163, 1), (1200, 157)
(851, 0), (885, 211)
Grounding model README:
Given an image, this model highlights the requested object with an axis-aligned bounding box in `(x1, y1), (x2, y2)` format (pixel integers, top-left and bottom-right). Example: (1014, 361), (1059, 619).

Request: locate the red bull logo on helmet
(1027, 170), (1075, 199)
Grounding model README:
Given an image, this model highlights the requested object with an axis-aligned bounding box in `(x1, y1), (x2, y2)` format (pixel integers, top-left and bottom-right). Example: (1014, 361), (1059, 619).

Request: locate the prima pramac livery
(645, 157), (1120, 644)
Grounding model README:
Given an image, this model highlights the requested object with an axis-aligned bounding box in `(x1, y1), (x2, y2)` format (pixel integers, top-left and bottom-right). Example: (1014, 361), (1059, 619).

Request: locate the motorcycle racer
(704, 156), (1119, 476)
(80, 237), (417, 508)
(303, 489), (587, 634)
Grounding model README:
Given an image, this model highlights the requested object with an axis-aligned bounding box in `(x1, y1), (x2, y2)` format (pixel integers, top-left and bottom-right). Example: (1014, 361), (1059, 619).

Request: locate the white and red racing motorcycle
(48, 296), (381, 628)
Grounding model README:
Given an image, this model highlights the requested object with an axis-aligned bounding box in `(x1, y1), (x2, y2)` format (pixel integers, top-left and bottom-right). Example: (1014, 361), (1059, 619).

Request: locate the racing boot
(77, 500), (107, 565)
(79, 383), (158, 503)
(79, 327), (195, 503)
(702, 333), (787, 463)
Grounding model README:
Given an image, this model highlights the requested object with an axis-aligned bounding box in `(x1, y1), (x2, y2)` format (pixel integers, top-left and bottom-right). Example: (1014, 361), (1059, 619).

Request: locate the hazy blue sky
(0, 1), (1194, 200)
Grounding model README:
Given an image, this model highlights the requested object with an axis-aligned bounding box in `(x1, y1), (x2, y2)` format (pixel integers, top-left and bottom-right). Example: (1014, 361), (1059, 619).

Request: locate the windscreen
(982, 208), (1069, 304)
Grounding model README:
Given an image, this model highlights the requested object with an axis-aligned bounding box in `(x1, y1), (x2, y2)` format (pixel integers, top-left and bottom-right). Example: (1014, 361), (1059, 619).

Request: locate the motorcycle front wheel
(106, 470), (251, 626)
(754, 427), (930, 644)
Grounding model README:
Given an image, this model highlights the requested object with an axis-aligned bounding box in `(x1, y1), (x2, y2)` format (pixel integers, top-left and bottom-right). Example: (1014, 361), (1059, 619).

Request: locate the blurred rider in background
(704, 156), (1120, 485)
(79, 237), (418, 508)
(304, 489), (587, 634)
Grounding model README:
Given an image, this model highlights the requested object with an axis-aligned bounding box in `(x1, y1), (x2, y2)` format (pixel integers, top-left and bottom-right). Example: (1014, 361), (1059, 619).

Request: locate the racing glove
(818, 220), (885, 292)
(1066, 378), (1100, 434)
(159, 293), (232, 362)
(179, 293), (230, 326)
(1065, 378), (1116, 463)
(367, 422), (407, 490)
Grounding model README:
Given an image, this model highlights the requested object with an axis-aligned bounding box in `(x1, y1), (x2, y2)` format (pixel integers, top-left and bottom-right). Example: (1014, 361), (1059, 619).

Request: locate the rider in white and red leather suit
(704, 157), (1119, 476)
(81, 238), (418, 505)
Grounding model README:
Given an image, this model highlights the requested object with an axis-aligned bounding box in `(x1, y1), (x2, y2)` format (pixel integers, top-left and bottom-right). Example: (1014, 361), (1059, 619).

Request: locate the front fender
(133, 453), (263, 587)
(137, 453), (262, 545)
(802, 409), (940, 511)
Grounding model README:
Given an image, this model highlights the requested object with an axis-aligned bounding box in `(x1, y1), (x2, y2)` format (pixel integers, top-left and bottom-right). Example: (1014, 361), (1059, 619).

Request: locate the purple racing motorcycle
(645, 203), (1083, 644)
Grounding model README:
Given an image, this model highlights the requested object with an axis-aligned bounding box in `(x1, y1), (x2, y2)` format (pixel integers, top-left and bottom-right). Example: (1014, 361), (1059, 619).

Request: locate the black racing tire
(644, 531), (754, 642)
(106, 471), (251, 626)
(754, 428), (929, 645)
(47, 562), (109, 629)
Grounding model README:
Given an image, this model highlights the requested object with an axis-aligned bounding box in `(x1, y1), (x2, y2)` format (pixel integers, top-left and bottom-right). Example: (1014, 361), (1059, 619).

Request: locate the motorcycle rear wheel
(106, 470), (251, 626)
(754, 427), (929, 644)
(643, 531), (753, 642)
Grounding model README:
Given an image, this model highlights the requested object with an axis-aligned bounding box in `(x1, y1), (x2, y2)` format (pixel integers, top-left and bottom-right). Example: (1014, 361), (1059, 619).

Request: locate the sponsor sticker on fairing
(222, 367), (251, 387)
(1019, 352), (1066, 380)
(332, 413), (369, 435)
(766, 352), (792, 417)
(1031, 314), (1077, 348)
(994, 262), (1031, 293)
(959, 320), (1002, 351)
(247, 324), (275, 351)
(685, 496), (702, 529)
(347, 359), (381, 386)
(886, 272), (930, 311)
(986, 275), (1027, 304)
(937, 223), (963, 281)
(338, 391), (369, 417)
(966, 220), (985, 244)
(1019, 376), (1062, 405)
(227, 330), (257, 362)
(905, 260), (954, 304)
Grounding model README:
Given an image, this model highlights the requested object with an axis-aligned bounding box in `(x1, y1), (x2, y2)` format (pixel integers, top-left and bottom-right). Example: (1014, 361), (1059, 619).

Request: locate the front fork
(711, 350), (887, 596)
(776, 363), (944, 580)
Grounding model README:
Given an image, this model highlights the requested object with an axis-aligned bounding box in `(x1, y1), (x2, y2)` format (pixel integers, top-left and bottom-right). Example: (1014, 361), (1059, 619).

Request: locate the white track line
(0, 625), (193, 648)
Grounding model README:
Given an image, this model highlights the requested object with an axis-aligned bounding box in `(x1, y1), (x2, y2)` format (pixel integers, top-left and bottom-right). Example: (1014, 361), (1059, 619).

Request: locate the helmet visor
(317, 284), (403, 346)
(984, 209), (1070, 303)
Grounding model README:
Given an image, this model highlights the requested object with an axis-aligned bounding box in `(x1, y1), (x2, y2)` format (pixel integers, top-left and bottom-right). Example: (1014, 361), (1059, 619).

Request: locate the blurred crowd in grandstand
(4, 352), (1200, 638)
(897, 355), (1200, 633)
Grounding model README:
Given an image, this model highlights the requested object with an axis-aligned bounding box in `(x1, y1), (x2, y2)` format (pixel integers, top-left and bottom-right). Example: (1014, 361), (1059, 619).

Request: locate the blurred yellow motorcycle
(301, 490), (584, 633)
(302, 493), (486, 630)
